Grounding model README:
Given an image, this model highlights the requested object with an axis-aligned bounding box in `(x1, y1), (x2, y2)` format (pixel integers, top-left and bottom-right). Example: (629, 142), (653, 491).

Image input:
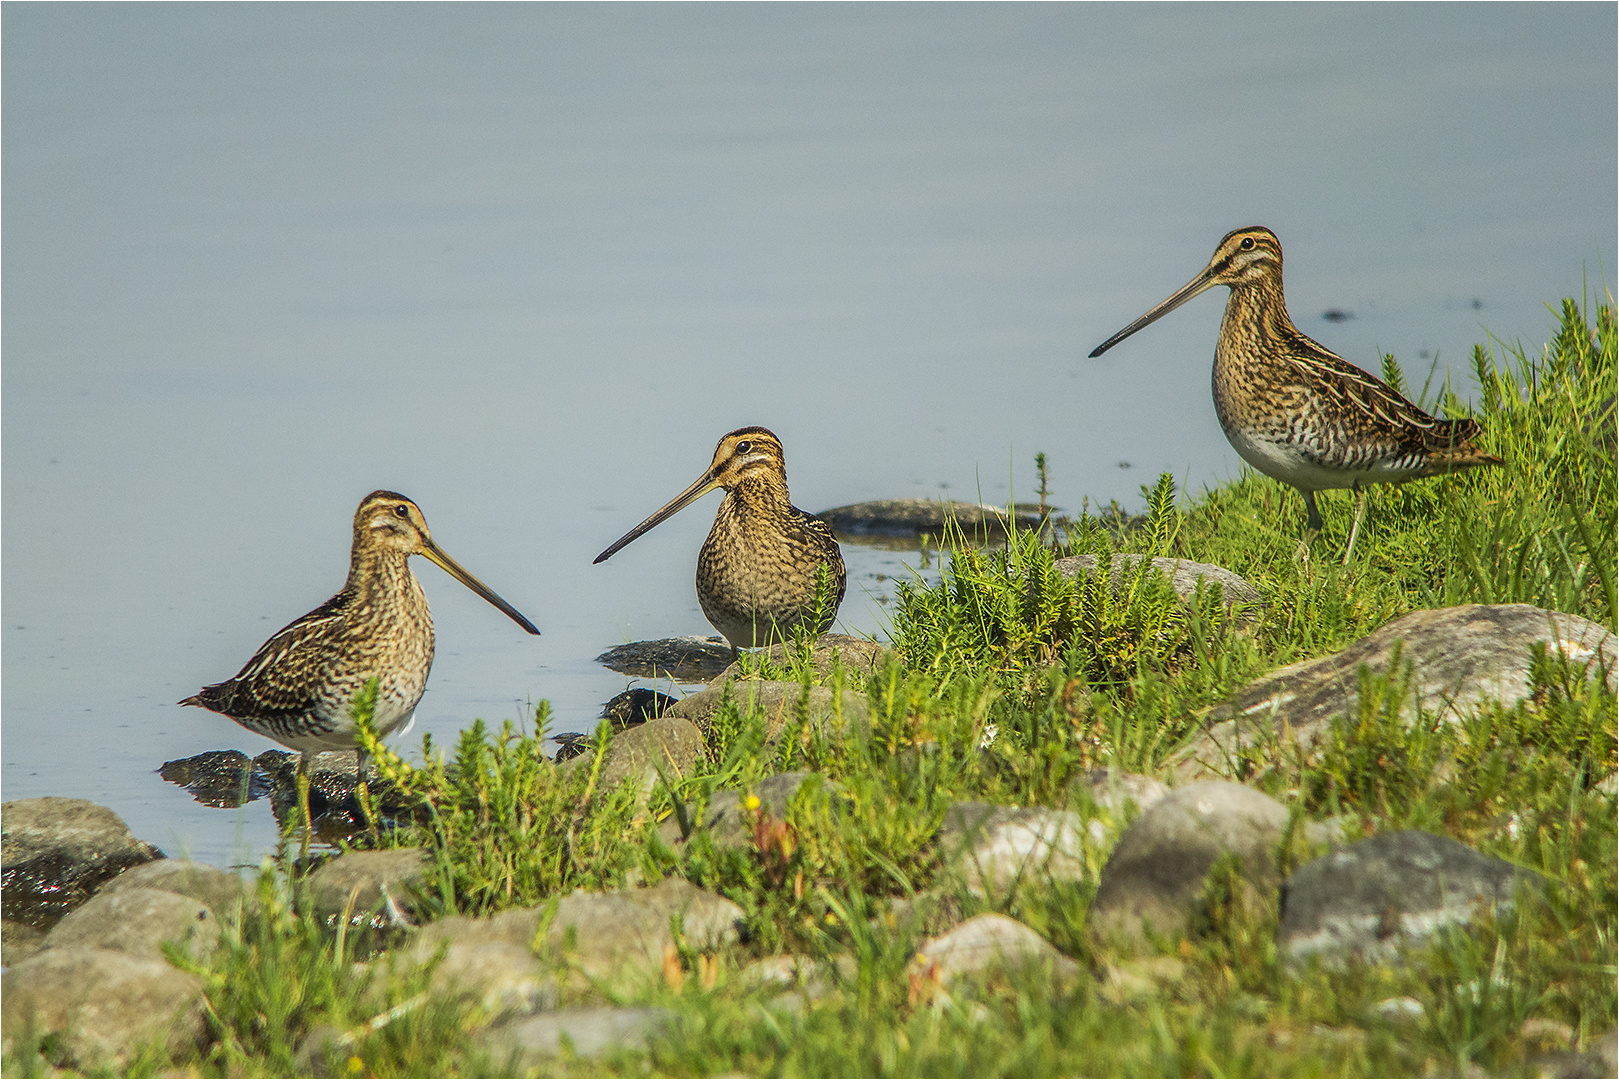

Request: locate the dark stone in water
(814, 498), (1050, 541)
(158, 750), (269, 808)
(553, 688), (679, 762)
(595, 635), (736, 681)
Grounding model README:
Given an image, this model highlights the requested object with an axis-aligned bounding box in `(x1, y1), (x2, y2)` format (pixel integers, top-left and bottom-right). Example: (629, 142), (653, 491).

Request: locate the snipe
(593, 426), (846, 649)
(181, 490), (539, 835)
(1089, 226), (1502, 560)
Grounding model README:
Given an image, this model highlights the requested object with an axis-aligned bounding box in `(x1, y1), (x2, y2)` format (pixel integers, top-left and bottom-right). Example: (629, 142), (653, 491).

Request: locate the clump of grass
(355, 698), (648, 916)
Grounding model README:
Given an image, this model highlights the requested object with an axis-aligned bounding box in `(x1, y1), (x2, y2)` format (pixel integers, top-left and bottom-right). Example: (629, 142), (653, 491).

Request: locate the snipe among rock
(1089, 227), (1502, 561)
(181, 490), (539, 836)
(594, 427), (846, 650)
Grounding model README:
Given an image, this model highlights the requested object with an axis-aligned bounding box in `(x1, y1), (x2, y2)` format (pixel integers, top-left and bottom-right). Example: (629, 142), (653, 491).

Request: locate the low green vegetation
(9, 295), (1613, 1077)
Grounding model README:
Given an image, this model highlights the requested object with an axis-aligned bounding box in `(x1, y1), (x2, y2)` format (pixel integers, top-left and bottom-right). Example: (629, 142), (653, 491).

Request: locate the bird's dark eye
(736, 441), (753, 454)
(1240, 237), (1255, 250)
(394, 505), (410, 518)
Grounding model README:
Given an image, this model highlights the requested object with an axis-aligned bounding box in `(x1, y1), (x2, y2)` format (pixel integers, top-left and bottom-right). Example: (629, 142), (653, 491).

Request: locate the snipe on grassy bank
(181, 491), (539, 835)
(1089, 226), (1502, 561)
(593, 427), (846, 650)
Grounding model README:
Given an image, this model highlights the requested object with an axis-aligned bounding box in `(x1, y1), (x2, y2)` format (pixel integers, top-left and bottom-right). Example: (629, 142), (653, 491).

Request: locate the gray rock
(1, 798), (163, 926)
(478, 1006), (672, 1064)
(40, 887), (218, 964)
(712, 634), (890, 686)
(937, 803), (1089, 897)
(1278, 829), (1544, 970)
(2, 918), (48, 967)
(1, 945), (206, 1069)
(415, 877), (743, 987)
(815, 498), (1047, 539)
(1053, 554), (1263, 617)
(1088, 780), (1290, 943)
(595, 635), (736, 681)
(99, 858), (250, 919)
(1173, 604), (1618, 782)
(559, 715), (707, 801)
(667, 772), (828, 848)
(1070, 768), (1170, 818)
(665, 679), (868, 746)
(304, 847), (430, 928)
(418, 940), (558, 1019)
(907, 913), (1080, 984)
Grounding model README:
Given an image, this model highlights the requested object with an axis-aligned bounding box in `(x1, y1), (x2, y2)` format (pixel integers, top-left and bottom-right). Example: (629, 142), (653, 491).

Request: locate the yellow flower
(744, 794), (761, 811)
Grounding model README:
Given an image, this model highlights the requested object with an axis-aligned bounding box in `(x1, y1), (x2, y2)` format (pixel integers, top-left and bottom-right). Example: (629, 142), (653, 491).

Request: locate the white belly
(1223, 425), (1411, 491)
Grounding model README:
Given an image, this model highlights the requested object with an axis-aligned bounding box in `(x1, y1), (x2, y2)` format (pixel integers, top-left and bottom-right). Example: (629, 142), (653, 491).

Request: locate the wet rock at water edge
(157, 749), (270, 807)
(1088, 780), (1291, 944)
(1052, 554), (1263, 619)
(907, 913), (1080, 986)
(1278, 829), (1544, 971)
(478, 1006), (673, 1066)
(38, 886), (219, 964)
(559, 715), (707, 801)
(254, 750), (420, 839)
(595, 635), (736, 681)
(1172, 604), (1618, 783)
(304, 847), (431, 930)
(936, 803), (1090, 898)
(1, 946), (207, 1069)
(815, 498), (1051, 542)
(1, 798), (163, 928)
(552, 688), (680, 763)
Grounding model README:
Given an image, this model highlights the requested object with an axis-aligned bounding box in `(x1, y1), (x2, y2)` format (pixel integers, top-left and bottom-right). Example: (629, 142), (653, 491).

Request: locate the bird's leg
(296, 752), (313, 860)
(1341, 484), (1368, 565)
(1296, 490), (1323, 564)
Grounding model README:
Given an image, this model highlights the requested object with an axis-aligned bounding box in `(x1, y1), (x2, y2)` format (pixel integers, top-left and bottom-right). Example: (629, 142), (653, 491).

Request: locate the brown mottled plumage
(181, 491), (538, 783)
(1090, 226), (1502, 559)
(594, 427), (846, 649)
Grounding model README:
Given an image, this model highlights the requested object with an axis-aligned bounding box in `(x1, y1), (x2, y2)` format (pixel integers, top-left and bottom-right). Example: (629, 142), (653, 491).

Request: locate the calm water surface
(4, 5), (1614, 867)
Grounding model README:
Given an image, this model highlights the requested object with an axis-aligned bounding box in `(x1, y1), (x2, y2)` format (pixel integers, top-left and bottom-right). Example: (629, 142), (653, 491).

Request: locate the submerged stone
(595, 635), (735, 681)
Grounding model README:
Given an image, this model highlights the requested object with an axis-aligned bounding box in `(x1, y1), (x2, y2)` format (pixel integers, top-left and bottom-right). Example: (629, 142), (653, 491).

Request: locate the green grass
(9, 293), (1612, 1078)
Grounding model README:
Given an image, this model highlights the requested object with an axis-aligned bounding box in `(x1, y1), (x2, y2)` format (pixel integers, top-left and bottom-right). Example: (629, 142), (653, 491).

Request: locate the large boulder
(1278, 830), (1543, 970)
(1172, 604), (1618, 782)
(38, 887), (218, 964)
(1088, 781), (1290, 944)
(1, 798), (163, 927)
(1, 946), (206, 1069)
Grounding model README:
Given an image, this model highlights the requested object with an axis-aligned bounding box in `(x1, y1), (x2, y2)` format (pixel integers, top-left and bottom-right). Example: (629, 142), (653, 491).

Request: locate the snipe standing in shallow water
(593, 427), (846, 650)
(1088, 226), (1502, 561)
(181, 491), (539, 835)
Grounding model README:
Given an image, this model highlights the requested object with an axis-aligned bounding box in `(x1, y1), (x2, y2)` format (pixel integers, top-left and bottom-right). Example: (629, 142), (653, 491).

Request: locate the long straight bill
(593, 470), (721, 564)
(1088, 265), (1220, 358)
(420, 540), (541, 634)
